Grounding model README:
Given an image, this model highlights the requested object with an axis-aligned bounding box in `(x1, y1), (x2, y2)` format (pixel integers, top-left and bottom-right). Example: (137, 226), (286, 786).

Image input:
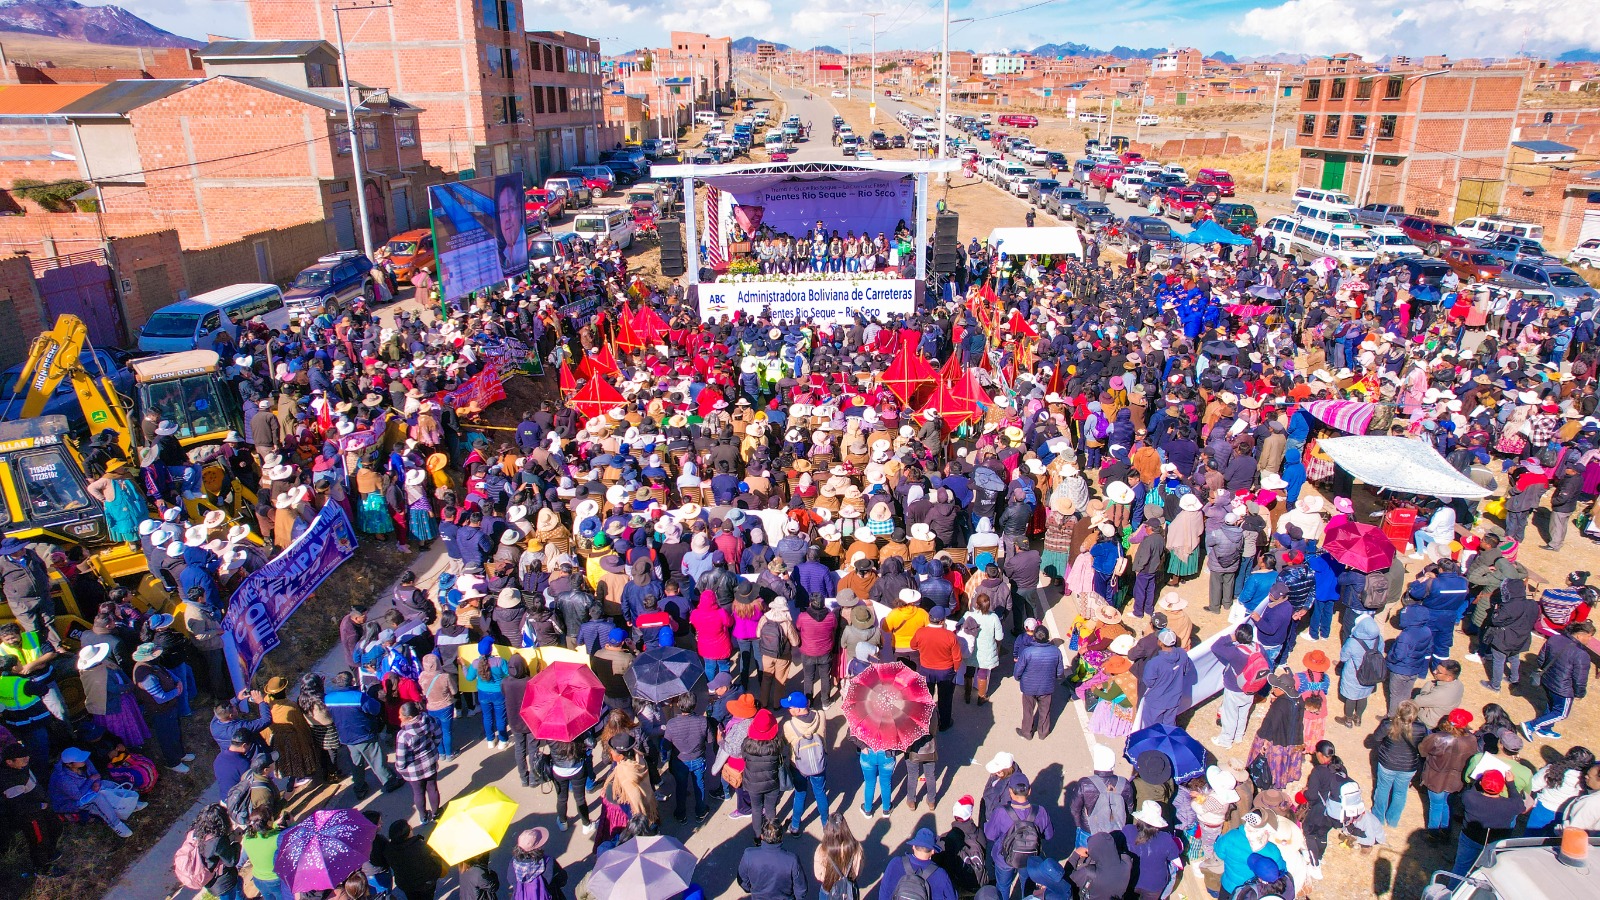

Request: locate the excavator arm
(8, 315), (133, 456)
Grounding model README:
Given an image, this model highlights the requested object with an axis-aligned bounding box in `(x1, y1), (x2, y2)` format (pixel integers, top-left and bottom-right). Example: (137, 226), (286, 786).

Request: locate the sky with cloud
(125, 0), (1599, 60)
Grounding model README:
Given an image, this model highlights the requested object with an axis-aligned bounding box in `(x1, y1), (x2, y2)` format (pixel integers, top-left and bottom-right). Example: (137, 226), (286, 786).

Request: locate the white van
(910, 129), (929, 151)
(573, 206), (636, 250)
(1291, 187), (1356, 209)
(694, 111), (719, 126)
(1368, 225), (1424, 257)
(137, 284), (290, 354)
(1455, 215), (1545, 244)
(1289, 221), (1376, 267)
(764, 131), (784, 151)
(1293, 200), (1358, 226)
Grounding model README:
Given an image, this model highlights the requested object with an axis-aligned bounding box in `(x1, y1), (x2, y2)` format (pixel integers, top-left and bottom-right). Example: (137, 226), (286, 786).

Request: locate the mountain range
(0, 0), (196, 48)
(732, 37), (843, 55)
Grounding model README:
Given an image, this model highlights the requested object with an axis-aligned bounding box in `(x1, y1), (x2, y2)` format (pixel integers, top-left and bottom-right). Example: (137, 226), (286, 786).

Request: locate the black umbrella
(1200, 340), (1239, 358)
(624, 645), (704, 703)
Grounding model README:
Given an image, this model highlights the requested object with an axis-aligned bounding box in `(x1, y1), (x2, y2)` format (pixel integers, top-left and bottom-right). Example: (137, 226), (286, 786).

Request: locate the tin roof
(198, 40), (332, 60)
(1512, 140), (1577, 154)
(56, 80), (200, 117)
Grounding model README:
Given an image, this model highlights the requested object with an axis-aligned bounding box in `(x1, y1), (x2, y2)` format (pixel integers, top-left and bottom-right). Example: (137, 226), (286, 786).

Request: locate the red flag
(1006, 309), (1038, 338)
(558, 361), (577, 398)
(636, 305), (670, 344)
(614, 303), (645, 352)
(918, 379), (981, 429)
(579, 344), (620, 380)
(882, 340), (937, 407)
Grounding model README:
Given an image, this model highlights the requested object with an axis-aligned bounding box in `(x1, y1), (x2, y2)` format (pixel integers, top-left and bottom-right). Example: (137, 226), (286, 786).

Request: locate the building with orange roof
(0, 84), (108, 192)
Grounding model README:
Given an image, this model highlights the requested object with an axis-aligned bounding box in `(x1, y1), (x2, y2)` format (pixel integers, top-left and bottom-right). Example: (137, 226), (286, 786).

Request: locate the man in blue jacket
(879, 828), (958, 900)
(325, 671), (400, 796)
(1135, 629), (1197, 729)
(1385, 604), (1434, 716)
(1013, 625), (1064, 740)
(1524, 620), (1594, 740)
(1415, 561), (1471, 662)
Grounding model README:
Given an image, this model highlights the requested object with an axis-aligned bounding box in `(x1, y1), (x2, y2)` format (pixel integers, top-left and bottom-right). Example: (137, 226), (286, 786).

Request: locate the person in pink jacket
(689, 590), (736, 682)
(793, 596), (839, 705)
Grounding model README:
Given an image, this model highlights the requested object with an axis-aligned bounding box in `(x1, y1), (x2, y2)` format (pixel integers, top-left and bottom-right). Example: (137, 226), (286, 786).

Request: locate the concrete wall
(0, 253), (44, 368)
(182, 218), (330, 295)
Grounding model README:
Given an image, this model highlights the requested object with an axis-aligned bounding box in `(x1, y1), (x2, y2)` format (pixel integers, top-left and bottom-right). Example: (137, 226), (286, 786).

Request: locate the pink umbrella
(842, 662), (933, 751)
(1322, 520), (1396, 573)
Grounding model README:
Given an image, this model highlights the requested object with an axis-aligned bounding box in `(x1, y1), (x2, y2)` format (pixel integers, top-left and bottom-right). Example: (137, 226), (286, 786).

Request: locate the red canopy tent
(951, 368), (991, 407)
(558, 361), (577, 399)
(635, 305), (671, 344)
(568, 377), (626, 419)
(917, 379), (982, 428)
(882, 341), (936, 406)
(1005, 309), (1038, 338)
(579, 344), (620, 380)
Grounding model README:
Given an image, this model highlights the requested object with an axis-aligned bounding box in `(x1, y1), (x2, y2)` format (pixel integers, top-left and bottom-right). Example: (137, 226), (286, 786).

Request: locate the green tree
(10, 178), (90, 213)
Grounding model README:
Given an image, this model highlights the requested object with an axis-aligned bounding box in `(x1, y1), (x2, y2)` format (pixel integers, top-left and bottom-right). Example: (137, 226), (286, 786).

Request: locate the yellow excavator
(0, 316), (255, 633)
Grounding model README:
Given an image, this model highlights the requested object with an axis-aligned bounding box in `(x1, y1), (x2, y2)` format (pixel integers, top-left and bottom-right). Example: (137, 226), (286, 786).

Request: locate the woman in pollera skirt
(405, 468), (438, 550)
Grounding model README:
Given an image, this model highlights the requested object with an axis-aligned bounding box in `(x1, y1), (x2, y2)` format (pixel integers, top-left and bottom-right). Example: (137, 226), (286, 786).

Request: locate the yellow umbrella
(426, 786), (519, 865)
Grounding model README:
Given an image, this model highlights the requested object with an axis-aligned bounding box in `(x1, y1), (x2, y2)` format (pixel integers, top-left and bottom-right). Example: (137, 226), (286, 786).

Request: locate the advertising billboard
(427, 173), (528, 301)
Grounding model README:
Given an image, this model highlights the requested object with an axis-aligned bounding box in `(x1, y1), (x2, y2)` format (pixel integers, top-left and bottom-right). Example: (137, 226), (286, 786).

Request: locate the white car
(1010, 175), (1036, 197)
(1115, 173), (1148, 201)
(1136, 113), (1160, 126)
(1162, 164), (1188, 180)
(1566, 238), (1600, 269)
(891, 92), (904, 101)
(1260, 216), (1299, 256)
(830, 89), (847, 98)
(1369, 225), (1424, 257)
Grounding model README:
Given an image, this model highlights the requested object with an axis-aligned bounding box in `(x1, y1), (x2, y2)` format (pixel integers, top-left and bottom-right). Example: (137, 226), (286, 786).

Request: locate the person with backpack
(1211, 623), (1269, 749)
(1065, 829), (1134, 900)
(1335, 612), (1383, 728)
(738, 819), (808, 900)
(387, 819), (447, 900)
(192, 802), (244, 900)
(506, 827), (567, 900)
(757, 603), (800, 709)
(815, 817), (864, 900)
(878, 828), (958, 900)
(781, 691), (830, 832)
(324, 670), (400, 797)
(1384, 604), (1434, 717)
(458, 852), (500, 900)
(1070, 744), (1132, 848)
(983, 771), (1054, 900)
(936, 794), (990, 895)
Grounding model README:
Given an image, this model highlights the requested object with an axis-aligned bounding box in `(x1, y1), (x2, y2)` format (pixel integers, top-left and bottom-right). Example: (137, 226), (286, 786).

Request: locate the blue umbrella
(1246, 283), (1283, 300)
(1123, 724), (1207, 783)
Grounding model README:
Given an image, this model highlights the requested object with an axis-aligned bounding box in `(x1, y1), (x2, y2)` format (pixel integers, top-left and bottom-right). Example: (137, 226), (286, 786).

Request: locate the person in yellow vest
(0, 655), (54, 780)
(0, 624), (67, 727)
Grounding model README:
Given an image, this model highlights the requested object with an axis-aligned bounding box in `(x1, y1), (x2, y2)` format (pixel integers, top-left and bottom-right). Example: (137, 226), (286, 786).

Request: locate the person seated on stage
(828, 232), (844, 273)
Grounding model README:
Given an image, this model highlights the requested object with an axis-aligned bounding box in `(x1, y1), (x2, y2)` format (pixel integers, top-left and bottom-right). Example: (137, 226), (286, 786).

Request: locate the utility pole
(937, 0), (951, 176)
(1134, 83), (1148, 141)
(864, 12), (884, 123)
(1354, 134), (1377, 205)
(332, 1), (390, 260)
(843, 24), (856, 95)
(1262, 69), (1282, 191)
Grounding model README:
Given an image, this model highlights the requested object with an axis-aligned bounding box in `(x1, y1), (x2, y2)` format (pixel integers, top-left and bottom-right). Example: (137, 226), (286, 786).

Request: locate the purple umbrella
(275, 808), (378, 894)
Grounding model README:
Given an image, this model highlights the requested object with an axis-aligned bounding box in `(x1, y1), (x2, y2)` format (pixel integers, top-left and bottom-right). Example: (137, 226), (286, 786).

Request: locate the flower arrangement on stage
(714, 270), (903, 284)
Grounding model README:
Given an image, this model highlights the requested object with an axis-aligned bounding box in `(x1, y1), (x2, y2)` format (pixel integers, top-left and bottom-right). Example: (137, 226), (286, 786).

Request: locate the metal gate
(33, 252), (123, 347)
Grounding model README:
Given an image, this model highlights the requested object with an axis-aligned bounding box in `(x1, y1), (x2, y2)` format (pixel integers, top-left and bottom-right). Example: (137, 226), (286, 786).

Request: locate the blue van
(137, 283), (290, 354)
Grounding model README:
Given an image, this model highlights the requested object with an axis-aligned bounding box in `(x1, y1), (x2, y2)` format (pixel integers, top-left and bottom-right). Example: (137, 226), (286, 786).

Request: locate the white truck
(1424, 835), (1597, 900)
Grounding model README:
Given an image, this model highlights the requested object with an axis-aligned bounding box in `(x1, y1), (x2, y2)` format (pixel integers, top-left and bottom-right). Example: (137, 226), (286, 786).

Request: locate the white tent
(1316, 436), (1493, 499)
(986, 226), (1084, 259)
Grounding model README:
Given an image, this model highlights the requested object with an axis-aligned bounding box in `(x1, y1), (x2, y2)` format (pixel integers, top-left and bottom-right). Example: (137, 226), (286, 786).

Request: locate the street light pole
(332, 1), (390, 260)
(1262, 69), (1282, 191)
(937, 0), (950, 173)
(864, 12), (883, 124)
(843, 24), (856, 95)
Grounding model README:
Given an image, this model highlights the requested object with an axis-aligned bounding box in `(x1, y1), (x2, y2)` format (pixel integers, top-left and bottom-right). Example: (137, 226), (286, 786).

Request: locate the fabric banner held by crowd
(223, 502), (359, 689)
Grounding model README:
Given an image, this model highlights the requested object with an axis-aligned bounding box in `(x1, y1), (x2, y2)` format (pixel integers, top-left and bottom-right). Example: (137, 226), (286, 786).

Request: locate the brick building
(650, 31), (731, 111)
(247, 0), (535, 177)
(1295, 67), (1526, 219)
(526, 31), (606, 180)
(0, 84), (105, 192)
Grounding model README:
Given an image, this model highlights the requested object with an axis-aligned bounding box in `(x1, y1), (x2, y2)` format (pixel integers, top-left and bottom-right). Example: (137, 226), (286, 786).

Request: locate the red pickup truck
(1397, 215), (1468, 255)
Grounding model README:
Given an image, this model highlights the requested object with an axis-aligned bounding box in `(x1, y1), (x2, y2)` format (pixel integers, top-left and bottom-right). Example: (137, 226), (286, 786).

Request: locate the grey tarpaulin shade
(588, 835), (696, 900)
(1315, 436), (1493, 499)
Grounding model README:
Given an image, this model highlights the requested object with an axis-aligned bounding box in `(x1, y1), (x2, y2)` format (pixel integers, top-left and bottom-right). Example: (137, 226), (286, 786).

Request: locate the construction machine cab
(130, 350), (242, 448)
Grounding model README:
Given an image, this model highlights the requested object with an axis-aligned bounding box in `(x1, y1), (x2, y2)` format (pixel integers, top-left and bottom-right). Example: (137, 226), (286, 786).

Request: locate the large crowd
(0, 206), (1599, 900)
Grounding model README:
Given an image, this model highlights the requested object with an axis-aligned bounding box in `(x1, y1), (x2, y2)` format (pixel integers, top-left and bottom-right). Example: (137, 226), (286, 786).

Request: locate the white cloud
(1237, 0), (1600, 58)
(117, 0), (248, 41)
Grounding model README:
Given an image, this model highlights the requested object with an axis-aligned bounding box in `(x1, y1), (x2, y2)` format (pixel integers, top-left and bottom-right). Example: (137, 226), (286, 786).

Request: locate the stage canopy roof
(986, 226), (1085, 258)
(651, 158), (960, 193)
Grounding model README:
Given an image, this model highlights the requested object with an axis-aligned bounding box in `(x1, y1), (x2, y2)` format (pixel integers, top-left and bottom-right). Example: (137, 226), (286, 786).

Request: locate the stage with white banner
(696, 278), (917, 324)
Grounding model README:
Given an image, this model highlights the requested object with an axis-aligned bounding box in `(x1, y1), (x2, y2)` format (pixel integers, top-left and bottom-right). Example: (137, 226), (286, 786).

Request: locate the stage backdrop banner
(223, 503), (359, 689)
(730, 177), (914, 242)
(699, 278), (916, 324)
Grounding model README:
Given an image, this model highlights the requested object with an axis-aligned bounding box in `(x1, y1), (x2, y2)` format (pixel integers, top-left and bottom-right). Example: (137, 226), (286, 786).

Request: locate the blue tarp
(1177, 220), (1252, 245)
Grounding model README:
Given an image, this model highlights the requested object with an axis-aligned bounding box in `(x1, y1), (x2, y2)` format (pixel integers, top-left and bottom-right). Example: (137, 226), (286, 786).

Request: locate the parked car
(1566, 238), (1600, 269)
(1475, 234), (1551, 266)
(1028, 179), (1060, 207)
(1354, 203), (1405, 227)
(1114, 173), (1148, 202)
(1259, 216), (1299, 255)
(1210, 202), (1258, 235)
(1162, 187), (1206, 222)
(1367, 226), (1423, 257)
(830, 89), (847, 98)
(1047, 186), (1085, 218)
(1069, 200), (1113, 229)
(573, 165), (616, 193)
(890, 134), (906, 149)
(1088, 163), (1125, 191)
(769, 150), (789, 162)
(1386, 256), (1454, 291)
(869, 131), (888, 149)
(600, 160), (645, 185)
(1194, 168), (1235, 198)
(1455, 215), (1544, 244)
(1397, 215), (1466, 255)
(1135, 113), (1160, 126)
(1124, 216), (1180, 255)
(544, 175), (591, 207)
(381, 228), (436, 283)
(1502, 261), (1598, 308)
(282, 253), (374, 315)
(1442, 247), (1505, 281)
